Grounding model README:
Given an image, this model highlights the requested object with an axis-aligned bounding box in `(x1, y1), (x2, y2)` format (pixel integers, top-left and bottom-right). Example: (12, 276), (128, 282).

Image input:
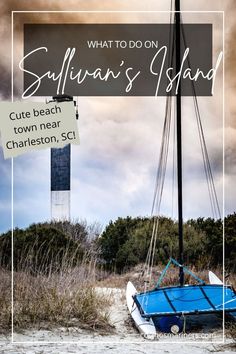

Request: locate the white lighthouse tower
(50, 95), (78, 221)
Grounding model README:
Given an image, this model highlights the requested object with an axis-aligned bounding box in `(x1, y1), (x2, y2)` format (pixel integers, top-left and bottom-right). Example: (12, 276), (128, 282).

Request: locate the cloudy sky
(0, 0), (235, 233)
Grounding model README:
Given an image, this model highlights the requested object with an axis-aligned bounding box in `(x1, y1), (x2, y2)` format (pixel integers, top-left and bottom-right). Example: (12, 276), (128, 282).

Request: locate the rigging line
(180, 18), (220, 219)
(147, 18), (175, 278)
(193, 98), (217, 218)
(150, 4), (175, 219)
(193, 90), (221, 218)
(180, 19), (221, 219)
(144, 93), (172, 280)
(152, 15), (175, 218)
(190, 86), (218, 217)
(150, 95), (172, 277)
(145, 93), (172, 265)
(154, 98), (172, 212)
(151, 119), (174, 268)
(150, 95), (172, 216)
(151, 13), (175, 220)
(152, 3), (176, 261)
(192, 95), (216, 217)
(195, 102), (221, 218)
(144, 3), (176, 283)
(171, 100), (177, 219)
(154, 102), (171, 215)
(179, 20), (210, 211)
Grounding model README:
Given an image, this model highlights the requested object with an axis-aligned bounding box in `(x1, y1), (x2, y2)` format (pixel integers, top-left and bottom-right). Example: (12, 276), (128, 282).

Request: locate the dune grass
(13, 265), (113, 332)
(0, 269), (11, 333)
(0, 256), (113, 333)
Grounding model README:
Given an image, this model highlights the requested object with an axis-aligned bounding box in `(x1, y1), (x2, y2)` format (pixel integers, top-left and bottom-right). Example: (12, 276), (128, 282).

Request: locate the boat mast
(175, 0), (184, 286)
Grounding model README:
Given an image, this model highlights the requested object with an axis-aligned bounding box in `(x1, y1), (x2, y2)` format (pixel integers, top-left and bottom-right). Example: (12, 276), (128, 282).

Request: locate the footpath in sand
(0, 288), (235, 354)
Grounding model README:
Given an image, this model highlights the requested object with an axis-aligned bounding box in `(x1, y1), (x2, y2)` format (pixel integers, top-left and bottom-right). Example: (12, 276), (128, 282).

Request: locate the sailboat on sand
(126, 0), (236, 338)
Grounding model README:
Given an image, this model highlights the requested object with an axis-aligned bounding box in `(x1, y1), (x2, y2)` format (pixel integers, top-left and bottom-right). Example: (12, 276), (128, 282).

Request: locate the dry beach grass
(13, 267), (113, 332)
(0, 262), (113, 334)
(0, 269), (11, 333)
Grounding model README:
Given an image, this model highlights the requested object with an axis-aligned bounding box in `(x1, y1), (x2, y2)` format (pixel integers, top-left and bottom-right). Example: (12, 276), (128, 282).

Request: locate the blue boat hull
(134, 284), (236, 318)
